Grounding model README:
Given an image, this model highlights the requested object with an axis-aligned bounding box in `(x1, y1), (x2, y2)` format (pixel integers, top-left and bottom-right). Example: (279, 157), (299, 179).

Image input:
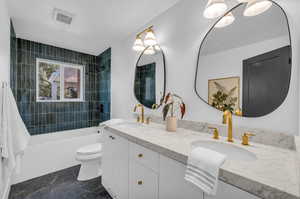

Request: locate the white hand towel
(185, 147), (226, 196)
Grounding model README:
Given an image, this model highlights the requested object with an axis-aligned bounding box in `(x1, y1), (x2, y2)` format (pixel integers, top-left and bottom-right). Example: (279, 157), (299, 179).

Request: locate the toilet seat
(77, 143), (102, 155)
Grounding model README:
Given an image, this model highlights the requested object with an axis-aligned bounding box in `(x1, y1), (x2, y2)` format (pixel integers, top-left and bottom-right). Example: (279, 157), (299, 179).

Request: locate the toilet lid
(77, 143), (102, 155)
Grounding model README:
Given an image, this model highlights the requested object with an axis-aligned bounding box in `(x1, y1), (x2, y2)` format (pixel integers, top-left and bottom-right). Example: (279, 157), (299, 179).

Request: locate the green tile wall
(97, 48), (111, 121)
(10, 23), (111, 135)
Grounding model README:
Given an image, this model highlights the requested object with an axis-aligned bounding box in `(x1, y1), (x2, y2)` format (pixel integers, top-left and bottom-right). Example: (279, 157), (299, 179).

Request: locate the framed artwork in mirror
(208, 76), (240, 113)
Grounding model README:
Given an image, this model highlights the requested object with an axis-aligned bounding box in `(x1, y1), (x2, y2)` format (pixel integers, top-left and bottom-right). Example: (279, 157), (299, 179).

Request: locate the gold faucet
(242, 132), (255, 146)
(208, 126), (220, 140)
(134, 104), (145, 123)
(223, 110), (233, 142)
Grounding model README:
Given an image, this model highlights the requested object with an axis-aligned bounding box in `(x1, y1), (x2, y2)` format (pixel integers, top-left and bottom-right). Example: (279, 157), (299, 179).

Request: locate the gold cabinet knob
(138, 180), (143, 185)
(138, 153), (143, 158)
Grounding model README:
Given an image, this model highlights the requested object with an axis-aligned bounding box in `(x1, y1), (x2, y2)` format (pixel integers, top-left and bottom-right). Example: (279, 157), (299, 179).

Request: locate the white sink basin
(114, 121), (145, 127)
(191, 140), (257, 162)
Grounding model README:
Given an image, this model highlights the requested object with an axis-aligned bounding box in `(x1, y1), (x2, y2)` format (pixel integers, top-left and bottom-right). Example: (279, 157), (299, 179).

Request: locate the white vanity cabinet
(129, 160), (159, 199)
(102, 130), (129, 199)
(204, 181), (260, 199)
(129, 142), (159, 199)
(160, 155), (259, 199)
(159, 155), (204, 199)
(102, 130), (260, 199)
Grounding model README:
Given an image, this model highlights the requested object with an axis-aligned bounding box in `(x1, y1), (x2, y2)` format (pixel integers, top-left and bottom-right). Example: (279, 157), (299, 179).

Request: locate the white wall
(0, 0), (10, 82)
(111, 0), (300, 135)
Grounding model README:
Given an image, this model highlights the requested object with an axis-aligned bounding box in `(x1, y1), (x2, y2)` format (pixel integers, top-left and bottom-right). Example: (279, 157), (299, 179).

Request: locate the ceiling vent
(53, 8), (74, 25)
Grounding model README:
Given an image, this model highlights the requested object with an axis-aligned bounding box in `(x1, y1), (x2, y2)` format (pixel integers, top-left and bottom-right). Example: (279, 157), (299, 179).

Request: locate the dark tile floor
(9, 165), (112, 199)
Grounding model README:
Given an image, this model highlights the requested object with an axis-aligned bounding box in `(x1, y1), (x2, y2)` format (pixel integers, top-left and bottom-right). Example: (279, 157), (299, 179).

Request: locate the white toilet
(76, 143), (102, 181)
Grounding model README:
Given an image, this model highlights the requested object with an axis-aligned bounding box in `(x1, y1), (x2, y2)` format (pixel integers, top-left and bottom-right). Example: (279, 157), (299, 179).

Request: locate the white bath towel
(0, 82), (31, 199)
(0, 82), (16, 199)
(0, 82), (30, 159)
(185, 147), (226, 196)
(0, 82), (15, 167)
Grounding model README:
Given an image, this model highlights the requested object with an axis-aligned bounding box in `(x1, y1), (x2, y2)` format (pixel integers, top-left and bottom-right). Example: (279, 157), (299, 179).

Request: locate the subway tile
(10, 36), (111, 135)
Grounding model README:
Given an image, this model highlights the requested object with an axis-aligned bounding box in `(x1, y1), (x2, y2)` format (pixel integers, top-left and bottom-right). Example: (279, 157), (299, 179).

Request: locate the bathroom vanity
(101, 121), (300, 199)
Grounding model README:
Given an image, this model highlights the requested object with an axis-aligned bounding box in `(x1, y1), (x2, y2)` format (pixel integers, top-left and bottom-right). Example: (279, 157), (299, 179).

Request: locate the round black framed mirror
(134, 46), (166, 109)
(194, 1), (292, 117)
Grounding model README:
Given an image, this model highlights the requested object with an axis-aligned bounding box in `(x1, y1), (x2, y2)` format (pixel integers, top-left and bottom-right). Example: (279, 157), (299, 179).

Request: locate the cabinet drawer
(129, 142), (159, 172)
(129, 161), (159, 199)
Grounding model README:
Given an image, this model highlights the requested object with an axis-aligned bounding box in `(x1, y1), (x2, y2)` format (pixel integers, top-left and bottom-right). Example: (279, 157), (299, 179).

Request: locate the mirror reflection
(195, 3), (291, 117)
(134, 46), (166, 108)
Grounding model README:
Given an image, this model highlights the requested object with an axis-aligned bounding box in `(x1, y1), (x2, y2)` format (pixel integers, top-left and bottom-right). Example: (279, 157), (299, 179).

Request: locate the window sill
(36, 100), (86, 103)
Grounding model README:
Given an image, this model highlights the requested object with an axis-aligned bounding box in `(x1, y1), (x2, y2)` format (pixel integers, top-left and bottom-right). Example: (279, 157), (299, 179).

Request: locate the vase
(166, 116), (177, 132)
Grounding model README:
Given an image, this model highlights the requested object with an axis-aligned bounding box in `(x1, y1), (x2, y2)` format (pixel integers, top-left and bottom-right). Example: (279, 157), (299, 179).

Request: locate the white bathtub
(12, 127), (102, 184)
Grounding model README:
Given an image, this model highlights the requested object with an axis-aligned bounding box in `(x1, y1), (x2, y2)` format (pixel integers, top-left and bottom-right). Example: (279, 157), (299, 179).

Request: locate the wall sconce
(132, 26), (159, 53)
(133, 35), (145, 51)
(144, 29), (158, 46)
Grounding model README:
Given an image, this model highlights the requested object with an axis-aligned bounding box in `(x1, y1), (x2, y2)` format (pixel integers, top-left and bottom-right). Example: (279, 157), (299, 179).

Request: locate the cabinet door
(102, 130), (115, 196)
(129, 161), (159, 199)
(204, 181), (260, 199)
(159, 155), (204, 199)
(113, 134), (129, 199)
(102, 131), (129, 199)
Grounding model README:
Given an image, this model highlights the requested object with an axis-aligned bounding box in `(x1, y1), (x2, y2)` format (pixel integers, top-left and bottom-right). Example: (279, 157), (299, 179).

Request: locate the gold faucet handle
(137, 115), (141, 123)
(242, 132), (255, 145)
(208, 126), (219, 140)
(133, 104), (141, 112)
(152, 104), (159, 110)
(145, 117), (151, 124)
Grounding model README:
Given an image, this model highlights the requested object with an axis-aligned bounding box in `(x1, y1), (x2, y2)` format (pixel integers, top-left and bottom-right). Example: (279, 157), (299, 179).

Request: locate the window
(36, 59), (84, 102)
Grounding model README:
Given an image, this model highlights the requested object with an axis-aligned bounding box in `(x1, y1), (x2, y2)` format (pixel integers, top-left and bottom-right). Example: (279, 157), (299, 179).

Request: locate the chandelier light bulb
(144, 29), (158, 46)
(215, 12), (235, 28)
(133, 36), (145, 51)
(243, 0), (272, 17)
(144, 46), (155, 55)
(203, 0), (228, 19)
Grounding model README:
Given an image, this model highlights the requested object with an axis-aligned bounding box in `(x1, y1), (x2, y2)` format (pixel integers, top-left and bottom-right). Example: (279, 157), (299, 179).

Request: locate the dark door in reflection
(243, 46), (291, 117)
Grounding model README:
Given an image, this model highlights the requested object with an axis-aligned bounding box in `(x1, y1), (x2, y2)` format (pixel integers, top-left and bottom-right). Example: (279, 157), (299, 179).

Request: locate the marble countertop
(104, 121), (300, 199)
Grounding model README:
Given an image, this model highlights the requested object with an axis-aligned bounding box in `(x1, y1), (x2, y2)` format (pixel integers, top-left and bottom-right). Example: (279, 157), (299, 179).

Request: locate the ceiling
(201, 3), (290, 56)
(8, 0), (181, 55)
